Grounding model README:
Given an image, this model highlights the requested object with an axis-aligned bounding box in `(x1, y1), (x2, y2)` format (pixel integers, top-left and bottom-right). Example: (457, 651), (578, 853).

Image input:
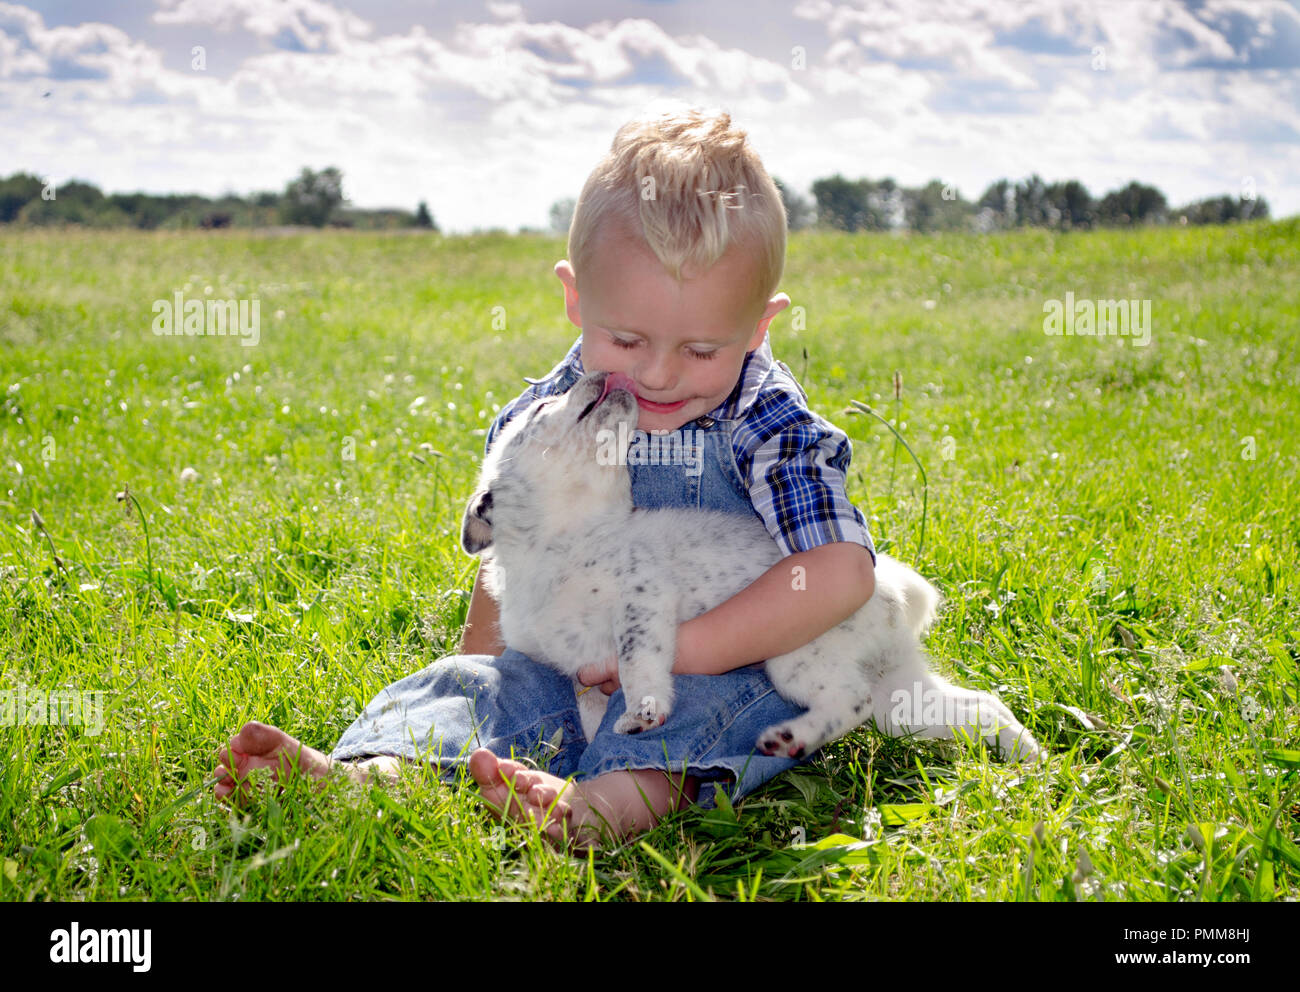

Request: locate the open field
(0, 221), (1296, 901)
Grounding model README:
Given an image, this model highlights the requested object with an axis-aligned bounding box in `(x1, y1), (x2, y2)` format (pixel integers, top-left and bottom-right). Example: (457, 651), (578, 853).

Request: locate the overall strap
(628, 415), (759, 519)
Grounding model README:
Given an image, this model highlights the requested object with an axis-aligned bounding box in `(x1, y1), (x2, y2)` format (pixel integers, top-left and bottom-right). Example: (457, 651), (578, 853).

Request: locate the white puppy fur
(462, 371), (1041, 764)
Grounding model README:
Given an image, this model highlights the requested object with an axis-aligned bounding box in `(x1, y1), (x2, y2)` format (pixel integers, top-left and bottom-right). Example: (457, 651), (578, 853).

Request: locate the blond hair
(567, 106), (786, 307)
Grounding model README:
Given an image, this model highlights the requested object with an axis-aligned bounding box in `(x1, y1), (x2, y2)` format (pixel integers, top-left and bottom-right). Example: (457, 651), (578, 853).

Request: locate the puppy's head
(461, 371), (637, 555)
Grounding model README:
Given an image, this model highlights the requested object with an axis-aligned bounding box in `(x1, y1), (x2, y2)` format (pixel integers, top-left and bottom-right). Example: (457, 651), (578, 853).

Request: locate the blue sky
(3, 0), (1297, 230)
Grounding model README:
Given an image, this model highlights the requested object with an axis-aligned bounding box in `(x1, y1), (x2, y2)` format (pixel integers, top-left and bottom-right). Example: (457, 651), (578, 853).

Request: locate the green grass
(1, 221), (1296, 901)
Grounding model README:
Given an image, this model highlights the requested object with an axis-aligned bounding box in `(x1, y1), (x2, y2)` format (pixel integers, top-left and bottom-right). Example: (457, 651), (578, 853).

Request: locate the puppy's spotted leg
(757, 671), (870, 759)
(611, 563), (677, 735)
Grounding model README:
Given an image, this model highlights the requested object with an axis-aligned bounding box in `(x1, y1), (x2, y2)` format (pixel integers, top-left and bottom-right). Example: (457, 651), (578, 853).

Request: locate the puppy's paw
(1004, 730), (1044, 766)
(613, 695), (667, 735)
(757, 724), (807, 759)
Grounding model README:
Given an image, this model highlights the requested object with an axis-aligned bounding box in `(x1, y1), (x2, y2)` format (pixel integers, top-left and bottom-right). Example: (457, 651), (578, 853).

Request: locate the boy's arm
(673, 541), (875, 675)
(577, 542), (875, 691)
(459, 565), (506, 656)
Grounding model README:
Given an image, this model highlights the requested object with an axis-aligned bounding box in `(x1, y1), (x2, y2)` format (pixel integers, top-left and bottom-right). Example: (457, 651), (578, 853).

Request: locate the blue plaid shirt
(484, 335), (875, 562)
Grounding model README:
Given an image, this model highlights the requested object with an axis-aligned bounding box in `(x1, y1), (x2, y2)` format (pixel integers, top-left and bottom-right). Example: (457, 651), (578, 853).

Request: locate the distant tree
(812, 174), (863, 231)
(51, 180), (103, 210)
(0, 172), (44, 223)
(812, 174), (891, 231)
(870, 177), (905, 229)
(549, 197), (575, 235)
(1014, 174), (1057, 228)
(1097, 181), (1167, 226)
(903, 180), (971, 232)
(280, 167), (344, 227)
(413, 200), (437, 229)
(1044, 180), (1094, 230)
(976, 179), (1015, 230)
(105, 192), (197, 229)
(16, 179), (131, 226)
(1177, 194), (1270, 225)
(1240, 194), (1269, 221)
(773, 177), (815, 230)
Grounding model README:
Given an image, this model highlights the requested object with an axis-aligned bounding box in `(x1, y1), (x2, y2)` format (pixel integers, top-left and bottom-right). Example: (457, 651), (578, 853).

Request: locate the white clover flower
(1218, 665), (1238, 696)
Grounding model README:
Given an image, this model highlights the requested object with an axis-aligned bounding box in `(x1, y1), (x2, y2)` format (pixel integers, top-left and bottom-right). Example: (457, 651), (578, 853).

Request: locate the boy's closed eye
(608, 335), (719, 361)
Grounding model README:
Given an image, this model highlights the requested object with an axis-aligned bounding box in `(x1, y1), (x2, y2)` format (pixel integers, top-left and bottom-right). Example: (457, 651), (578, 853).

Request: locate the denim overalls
(331, 414), (809, 808)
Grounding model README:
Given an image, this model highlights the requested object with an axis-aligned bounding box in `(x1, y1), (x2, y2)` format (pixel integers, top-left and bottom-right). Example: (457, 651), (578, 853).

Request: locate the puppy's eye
(524, 399), (555, 427)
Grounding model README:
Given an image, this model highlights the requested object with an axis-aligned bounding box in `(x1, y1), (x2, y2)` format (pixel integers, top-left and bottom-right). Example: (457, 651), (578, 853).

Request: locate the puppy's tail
(878, 554), (942, 638)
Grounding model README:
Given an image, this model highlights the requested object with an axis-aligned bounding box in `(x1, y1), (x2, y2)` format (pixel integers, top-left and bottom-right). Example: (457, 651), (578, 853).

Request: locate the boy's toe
(467, 748), (501, 788)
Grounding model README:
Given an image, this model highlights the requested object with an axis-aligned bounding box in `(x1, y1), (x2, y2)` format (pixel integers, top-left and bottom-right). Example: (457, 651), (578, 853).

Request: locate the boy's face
(555, 225), (789, 433)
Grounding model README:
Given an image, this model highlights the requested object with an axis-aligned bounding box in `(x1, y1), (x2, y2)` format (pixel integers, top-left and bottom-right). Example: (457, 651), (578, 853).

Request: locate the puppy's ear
(460, 489), (494, 555)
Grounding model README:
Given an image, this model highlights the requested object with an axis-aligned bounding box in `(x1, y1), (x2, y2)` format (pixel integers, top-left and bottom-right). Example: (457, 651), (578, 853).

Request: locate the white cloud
(0, 0), (1295, 226)
(153, 0), (373, 52)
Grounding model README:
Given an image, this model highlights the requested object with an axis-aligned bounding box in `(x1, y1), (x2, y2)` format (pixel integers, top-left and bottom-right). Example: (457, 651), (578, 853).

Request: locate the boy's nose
(636, 351), (677, 392)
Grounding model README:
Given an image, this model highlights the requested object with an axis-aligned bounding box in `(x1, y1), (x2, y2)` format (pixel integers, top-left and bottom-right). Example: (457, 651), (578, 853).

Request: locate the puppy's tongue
(599, 372), (637, 402)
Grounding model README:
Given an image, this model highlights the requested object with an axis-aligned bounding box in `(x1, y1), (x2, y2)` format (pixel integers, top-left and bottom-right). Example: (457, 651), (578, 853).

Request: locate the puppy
(462, 371), (1041, 763)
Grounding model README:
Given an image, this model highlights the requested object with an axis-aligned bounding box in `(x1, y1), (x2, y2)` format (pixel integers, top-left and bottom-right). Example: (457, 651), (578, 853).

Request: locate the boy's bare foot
(468, 747), (699, 850)
(214, 720), (399, 804)
(468, 748), (589, 846)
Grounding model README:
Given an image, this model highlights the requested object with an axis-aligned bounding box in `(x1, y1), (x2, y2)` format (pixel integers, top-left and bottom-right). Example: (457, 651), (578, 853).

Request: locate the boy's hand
(578, 655), (621, 696)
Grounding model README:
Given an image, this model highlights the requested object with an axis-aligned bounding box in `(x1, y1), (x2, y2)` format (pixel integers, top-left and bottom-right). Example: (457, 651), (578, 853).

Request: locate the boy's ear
(460, 489), (494, 555)
(749, 293), (790, 350)
(554, 260), (582, 329)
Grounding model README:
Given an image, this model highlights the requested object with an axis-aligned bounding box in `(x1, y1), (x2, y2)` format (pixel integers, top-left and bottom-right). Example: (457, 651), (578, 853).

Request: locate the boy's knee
(425, 656), (499, 698)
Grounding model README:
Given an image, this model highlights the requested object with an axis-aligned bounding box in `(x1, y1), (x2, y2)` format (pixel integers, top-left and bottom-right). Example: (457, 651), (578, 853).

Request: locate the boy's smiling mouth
(636, 395), (688, 414)
(595, 372), (688, 415)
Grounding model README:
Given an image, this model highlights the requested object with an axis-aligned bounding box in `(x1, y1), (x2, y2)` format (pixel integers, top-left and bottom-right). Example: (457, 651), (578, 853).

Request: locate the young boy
(215, 106), (876, 849)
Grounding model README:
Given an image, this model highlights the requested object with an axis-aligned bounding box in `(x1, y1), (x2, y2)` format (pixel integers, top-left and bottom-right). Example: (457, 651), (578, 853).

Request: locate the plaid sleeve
(483, 339), (584, 456)
(484, 387), (538, 456)
(737, 392), (876, 562)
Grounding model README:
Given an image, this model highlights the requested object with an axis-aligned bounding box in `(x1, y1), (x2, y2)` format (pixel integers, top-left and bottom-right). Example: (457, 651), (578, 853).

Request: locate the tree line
(775, 174), (1270, 233)
(1, 164), (1270, 234)
(0, 167), (437, 231)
